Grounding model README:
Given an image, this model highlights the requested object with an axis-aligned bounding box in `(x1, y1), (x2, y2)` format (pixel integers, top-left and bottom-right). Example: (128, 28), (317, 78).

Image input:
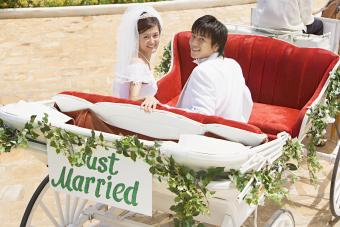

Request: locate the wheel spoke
(54, 191), (65, 226)
(64, 194), (70, 224)
(70, 197), (79, 223)
(73, 199), (88, 224)
(119, 211), (135, 220)
(39, 201), (60, 227)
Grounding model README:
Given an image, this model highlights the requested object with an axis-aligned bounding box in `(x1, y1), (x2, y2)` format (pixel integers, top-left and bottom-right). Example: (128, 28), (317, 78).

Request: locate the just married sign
(47, 143), (152, 216)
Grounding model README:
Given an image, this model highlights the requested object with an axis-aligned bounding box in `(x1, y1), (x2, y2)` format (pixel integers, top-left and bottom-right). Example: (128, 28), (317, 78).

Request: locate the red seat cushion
(249, 103), (301, 137)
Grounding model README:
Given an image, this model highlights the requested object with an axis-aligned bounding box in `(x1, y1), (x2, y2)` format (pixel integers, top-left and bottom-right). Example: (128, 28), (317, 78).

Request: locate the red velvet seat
(156, 32), (339, 138)
(248, 103), (300, 137)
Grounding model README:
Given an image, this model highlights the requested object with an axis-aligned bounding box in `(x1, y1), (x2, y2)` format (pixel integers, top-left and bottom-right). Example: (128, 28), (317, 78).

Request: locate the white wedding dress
(113, 62), (157, 99)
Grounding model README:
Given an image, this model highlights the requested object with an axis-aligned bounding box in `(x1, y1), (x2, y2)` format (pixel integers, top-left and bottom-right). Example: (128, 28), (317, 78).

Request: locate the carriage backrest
(169, 31), (339, 110)
(57, 91), (267, 145)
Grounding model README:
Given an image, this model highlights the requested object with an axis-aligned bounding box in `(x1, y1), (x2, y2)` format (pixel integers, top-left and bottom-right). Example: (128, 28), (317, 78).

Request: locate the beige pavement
(0, 0), (327, 104)
(0, 3), (255, 105)
(0, 0), (338, 226)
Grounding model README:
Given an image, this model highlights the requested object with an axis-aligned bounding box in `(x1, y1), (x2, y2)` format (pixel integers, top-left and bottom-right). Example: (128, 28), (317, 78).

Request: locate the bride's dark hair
(138, 12), (162, 34)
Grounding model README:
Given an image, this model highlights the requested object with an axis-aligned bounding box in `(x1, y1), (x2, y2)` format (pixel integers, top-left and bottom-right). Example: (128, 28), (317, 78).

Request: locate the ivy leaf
(99, 133), (104, 142)
(286, 163), (298, 171)
(131, 151), (137, 162)
(42, 113), (48, 123)
(50, 140), (57, 148)
(156, 156), (163, 164)
(40, 124), (51, 134)
(30, 115), (37, 123)
(149, 166), (156, 175)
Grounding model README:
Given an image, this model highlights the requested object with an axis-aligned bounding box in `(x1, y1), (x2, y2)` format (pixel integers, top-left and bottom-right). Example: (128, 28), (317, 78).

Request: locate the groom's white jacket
(176, 53), (253, 123)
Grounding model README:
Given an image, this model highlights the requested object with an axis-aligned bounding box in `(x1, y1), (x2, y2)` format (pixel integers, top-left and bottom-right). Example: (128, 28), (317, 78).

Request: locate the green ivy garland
(231, 138), (303, 204)
(306, 67), (340, 183)
(154, 42), (171, 77)
(0, 117), (38, 153)
(0, 114), (303, 226)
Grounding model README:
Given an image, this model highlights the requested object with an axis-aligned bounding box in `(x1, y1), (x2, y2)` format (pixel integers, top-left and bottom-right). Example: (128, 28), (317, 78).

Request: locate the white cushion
(52, 94), (93, 112)
(161, 135), (250, 170)
(92, 102), (204, 140)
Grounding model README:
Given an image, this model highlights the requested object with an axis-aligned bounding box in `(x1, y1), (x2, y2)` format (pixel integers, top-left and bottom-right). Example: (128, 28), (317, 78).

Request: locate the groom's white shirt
(176, 53), (253, 123)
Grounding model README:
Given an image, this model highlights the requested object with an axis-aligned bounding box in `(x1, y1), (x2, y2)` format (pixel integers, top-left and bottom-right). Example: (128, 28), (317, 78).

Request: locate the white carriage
(1, 94), (294, 227)
(0, 26), (339, 226)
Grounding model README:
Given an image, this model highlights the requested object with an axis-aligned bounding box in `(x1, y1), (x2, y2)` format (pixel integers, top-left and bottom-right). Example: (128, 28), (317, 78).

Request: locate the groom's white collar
(193, 52), (220, 65)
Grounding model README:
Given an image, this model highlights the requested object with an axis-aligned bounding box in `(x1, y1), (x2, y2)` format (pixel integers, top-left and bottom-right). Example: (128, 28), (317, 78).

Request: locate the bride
(113, 5), (163, 112)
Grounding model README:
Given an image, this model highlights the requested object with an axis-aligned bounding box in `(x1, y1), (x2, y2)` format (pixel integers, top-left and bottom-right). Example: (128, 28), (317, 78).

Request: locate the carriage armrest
(297, 60), (340, 139)
(156, 36), (183, 104)
(205, 124), (267, 146)
(156, 71), (182, 104)
(160, 135), (250, 171)
(0, 100), (72, 125)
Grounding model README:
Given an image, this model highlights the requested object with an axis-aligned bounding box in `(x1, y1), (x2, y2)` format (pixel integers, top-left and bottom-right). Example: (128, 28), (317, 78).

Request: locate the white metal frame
(0, 100), (294, 227)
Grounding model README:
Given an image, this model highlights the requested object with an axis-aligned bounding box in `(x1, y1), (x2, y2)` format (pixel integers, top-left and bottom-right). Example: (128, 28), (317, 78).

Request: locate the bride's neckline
(138, 51), (151, 70)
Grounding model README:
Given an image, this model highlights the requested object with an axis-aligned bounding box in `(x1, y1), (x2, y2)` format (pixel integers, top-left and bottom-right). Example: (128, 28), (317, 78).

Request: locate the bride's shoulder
(128, 58), (149, 73)
(127, 58), (150, 75)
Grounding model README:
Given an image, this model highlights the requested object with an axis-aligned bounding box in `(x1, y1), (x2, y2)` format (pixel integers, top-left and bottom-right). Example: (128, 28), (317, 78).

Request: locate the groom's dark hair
(138, 12), (161, 34)
(192, 15), (228, 56)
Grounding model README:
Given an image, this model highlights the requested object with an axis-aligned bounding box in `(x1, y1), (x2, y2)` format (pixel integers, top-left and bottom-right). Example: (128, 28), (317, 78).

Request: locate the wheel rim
(330, 145), (340, 217)
(21, 176), (173, 227)
(270, 214), (294, 227)
(266, 209), (295, 227)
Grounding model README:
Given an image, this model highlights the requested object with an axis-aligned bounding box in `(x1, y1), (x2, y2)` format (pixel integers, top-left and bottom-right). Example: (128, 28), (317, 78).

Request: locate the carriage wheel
(20, 175), (95, 227)
(330, 145), (340, 217)
(264, 209), (295, 227)
(20, 175), (172, 227)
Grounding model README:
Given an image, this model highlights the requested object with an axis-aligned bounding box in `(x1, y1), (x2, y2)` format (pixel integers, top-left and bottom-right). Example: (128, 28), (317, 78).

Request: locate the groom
(176, 15), (253, 123)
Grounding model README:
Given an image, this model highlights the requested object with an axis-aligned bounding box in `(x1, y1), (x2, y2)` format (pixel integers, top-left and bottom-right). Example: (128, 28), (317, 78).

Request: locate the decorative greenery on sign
(114, 135), (224, 226)
(0, 114), (221, 226)
(306, 66), (340, 183)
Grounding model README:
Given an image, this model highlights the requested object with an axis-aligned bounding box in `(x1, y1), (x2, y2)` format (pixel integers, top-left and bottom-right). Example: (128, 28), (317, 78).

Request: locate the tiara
(139, 12), (155, 19)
